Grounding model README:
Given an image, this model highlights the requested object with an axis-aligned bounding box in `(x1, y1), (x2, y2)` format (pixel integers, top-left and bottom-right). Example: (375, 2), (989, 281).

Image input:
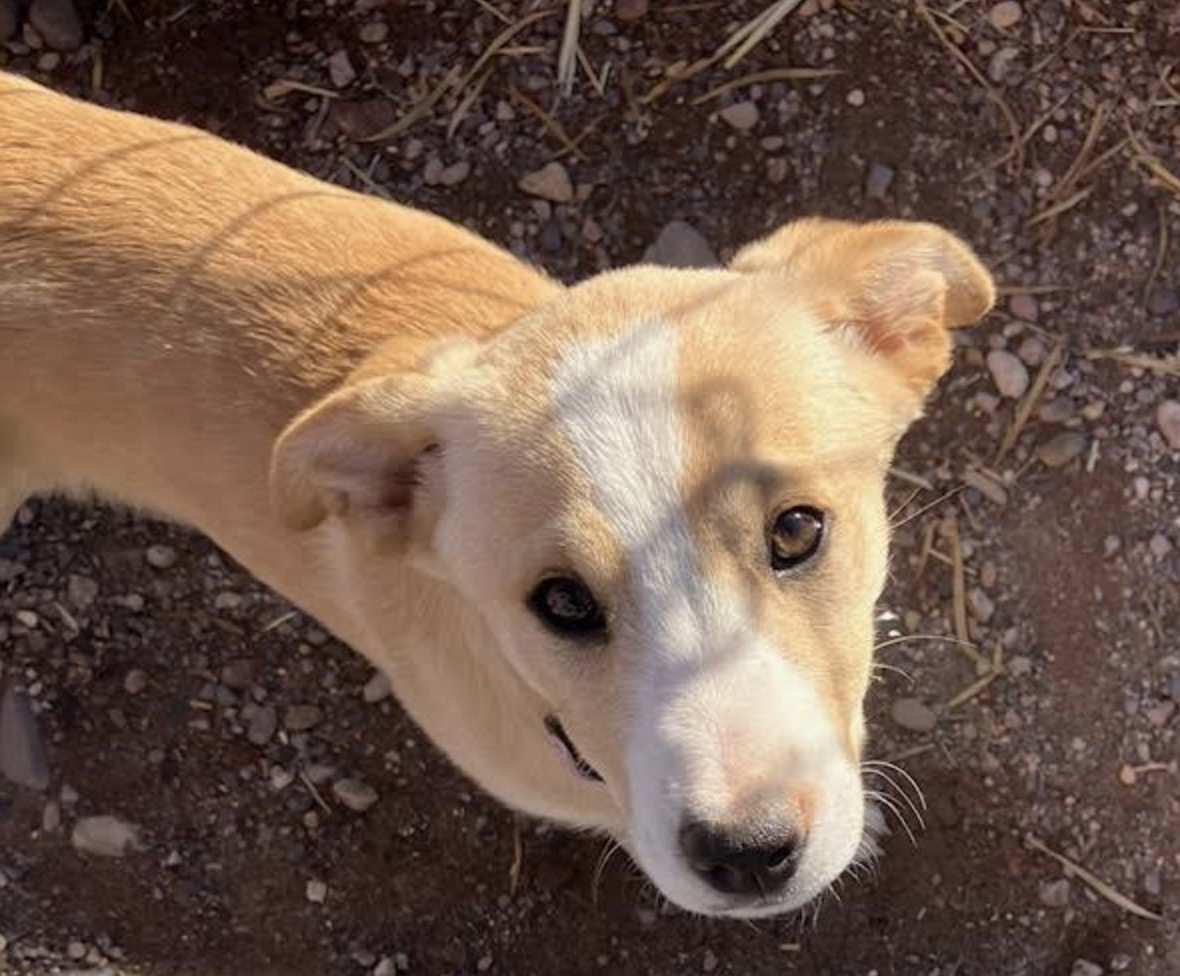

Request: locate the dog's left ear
(269, 341), (476, 546)
(731, 218), (995, 401)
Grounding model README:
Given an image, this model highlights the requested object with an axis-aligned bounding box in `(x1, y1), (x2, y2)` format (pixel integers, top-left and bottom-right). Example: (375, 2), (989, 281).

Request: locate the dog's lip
(543, 714), (603, 784)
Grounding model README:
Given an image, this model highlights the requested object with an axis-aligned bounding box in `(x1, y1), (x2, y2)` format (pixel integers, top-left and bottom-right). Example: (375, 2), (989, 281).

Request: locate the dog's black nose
(679, 819), (801, 898)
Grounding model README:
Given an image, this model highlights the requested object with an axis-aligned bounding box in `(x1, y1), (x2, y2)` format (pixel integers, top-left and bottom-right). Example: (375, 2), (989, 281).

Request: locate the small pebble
(1156, 400), (1180, 450)
(332, 777), (379, 813)
(643, 220), (718, 269)
(306, 879), (328, 904)
(1070, 961), (1104, 976)
(327, 49), (356, 88)
(1037, 432), (1086, 468)
(42, 799), (61, 833)
(145, 544), (177, 570)
(0, 685), (50, 791)
(363, 672), (392, 704)
(67, 941), (87, 961)
(67, 573), (99, 609)
(1146, 285), (1179, 317)
(1149, 533), (1173, 559)
(703, 949), (719, 972)
(439, 161), (471, 187)
(373, 959), (397, 976)
(71, 815), (142, 858)
(28, 0), (83, 51)
(1039, 878), (1070, 907)
(989, 1), (1023, 30)
(968, 587), (995, 623)
(891, 698), (937, 733)
(719, 101), (759, 132)
(615, 0), (648, 21)
(864, 162), (894, 200)
(247, 705), (278, 746)
(123, 669), (148, 695)
(1008, 293), (1038, 321)
(846, 88), (865, 107)
(518, 161), (573, 203)
(220, 659), (255, 691)
(1016, 336), (1046, 367)
(359, 21), (388, 44)
(284, 704), (323, 732)
(986, 349), (1029, 399)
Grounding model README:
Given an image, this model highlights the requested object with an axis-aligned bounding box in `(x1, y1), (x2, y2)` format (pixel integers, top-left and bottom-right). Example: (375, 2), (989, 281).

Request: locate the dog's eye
(528, 576), (606, 637)
(769, 507), (826, 571)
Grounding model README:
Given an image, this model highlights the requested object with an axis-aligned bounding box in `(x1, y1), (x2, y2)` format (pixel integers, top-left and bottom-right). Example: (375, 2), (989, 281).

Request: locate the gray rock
(362, 671), (392, 704)
(284, 704), (323, 732)
(28, 0), (83, 51)
(358, 21), (388, 44)
(219, 659), (255, 691)
(1156, 400), (1180, 450)
(643, 220), (718, 269)
(0, 0), (19, 43)
(518, 162), (573, 203)
(1008, 293), (1039, 321)
(1039, 878), (1070, 906)
(891, 697), (937, 733)
(719, 101), (759, 132)
(989, 1), (1022, 29)
(327, 49), (356, 88)
(1070, 961), (1104, 976)
(865, 163), (895, 200)
(373, 959), (397, 976)
(67, 574), (99, 610)
(122, 669), (148, 695)
(1037, 431), (1086, 468)
(1146, 285), (1178, 317)
(968, 587), (995, 623)
(247, 705), (277, 746)
(986, 349), (1030, 399)
(615, 0), (648, 21)
(1, 685), (50, 791)
(333, 777), (379, 813)
(71, 815), (142, 857)
(145, 544), (177, 570)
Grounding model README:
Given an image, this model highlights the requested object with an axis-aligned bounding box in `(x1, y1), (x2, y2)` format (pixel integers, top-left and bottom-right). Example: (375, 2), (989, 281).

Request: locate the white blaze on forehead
(551, 318), (709, 652)
(551, 318), (864, 916)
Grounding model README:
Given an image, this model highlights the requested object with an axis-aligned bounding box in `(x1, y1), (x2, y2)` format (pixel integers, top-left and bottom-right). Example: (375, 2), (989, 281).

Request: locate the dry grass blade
(945, 668), (1001, 709)
(508, 815), (524, 896)
(448, 69), (492, 140)
(340, 157), (391, 199)
(1027, 186), (1094, 227)
(1126, 125), (1180, 199)
(261, 610), (299, 633)
(557, 0), (584, 97)
(995, 343), (1063, 462)
(1058, 100), (1110, 195)
(691, 66), (842, 105)
(263, 78), (339, 102)
(643, 54), (722, 105)
(510, 86), (587, 161)
(360, 65), (461, 143)
(947, 518), (988, 670)
(1084, 348), (1180, 378)
(888, 466), (935, 492)
(1143, 203), (1169, 306)
(1026, 836), (1163, 921)
(997, 284), (1068, 296)
(718, 0), (806, 70)
(916, 0), (1023, 174)
(472, 0), (513, 26)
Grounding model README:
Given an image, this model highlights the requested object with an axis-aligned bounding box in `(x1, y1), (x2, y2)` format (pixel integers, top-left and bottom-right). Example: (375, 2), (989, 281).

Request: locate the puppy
(0, 71), (994, 917)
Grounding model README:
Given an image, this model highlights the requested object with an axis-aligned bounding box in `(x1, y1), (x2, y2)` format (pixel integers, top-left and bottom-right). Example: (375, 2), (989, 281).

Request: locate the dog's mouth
(544, 714), (603, 783)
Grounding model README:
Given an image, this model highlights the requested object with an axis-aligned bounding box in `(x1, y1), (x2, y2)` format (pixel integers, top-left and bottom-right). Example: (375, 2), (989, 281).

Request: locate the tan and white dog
(0, 71), (994, 918)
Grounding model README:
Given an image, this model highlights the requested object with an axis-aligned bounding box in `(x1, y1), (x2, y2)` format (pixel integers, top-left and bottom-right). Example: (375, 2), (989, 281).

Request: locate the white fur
(553, 319), (864, 917)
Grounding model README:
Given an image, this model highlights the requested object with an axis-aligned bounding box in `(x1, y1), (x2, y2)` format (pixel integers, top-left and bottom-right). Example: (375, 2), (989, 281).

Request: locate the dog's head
(269, 219), (994, 917)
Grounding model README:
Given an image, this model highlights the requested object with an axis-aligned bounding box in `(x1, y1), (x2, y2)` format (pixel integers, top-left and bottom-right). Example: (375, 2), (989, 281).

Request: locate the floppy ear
(731, 218), (995, 399)
(269, 372), (443, 542)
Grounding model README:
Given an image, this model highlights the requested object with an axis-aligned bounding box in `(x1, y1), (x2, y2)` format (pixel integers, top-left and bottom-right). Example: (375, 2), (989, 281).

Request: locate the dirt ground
(1, 1), (1178, 974)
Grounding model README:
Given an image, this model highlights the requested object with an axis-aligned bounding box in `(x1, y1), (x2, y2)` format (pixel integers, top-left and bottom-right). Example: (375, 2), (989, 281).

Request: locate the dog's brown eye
(528, 577), (606, 638)
(769, 507), (826, 572)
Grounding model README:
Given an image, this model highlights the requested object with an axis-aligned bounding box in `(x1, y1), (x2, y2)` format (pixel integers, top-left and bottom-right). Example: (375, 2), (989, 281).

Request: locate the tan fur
(0, 71), (995, 915)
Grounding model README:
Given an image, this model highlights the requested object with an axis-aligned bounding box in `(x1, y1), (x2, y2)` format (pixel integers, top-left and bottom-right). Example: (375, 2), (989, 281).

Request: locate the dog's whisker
(871, 661), (915, 684)
(862, 759), (928, 811)
(864, 790), (917, 847)
(860, 768), (927, 831)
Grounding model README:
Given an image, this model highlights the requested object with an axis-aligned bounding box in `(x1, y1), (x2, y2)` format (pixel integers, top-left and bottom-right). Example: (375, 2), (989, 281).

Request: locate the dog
(0, 70), (995, 918)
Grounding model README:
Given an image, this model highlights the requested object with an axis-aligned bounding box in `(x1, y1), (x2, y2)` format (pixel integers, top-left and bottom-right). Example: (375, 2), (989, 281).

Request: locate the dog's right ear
(269, 372), (442, 543)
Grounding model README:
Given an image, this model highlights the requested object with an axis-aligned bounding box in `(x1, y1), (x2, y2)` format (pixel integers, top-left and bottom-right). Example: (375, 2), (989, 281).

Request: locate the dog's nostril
(680, 819), (801, 899)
